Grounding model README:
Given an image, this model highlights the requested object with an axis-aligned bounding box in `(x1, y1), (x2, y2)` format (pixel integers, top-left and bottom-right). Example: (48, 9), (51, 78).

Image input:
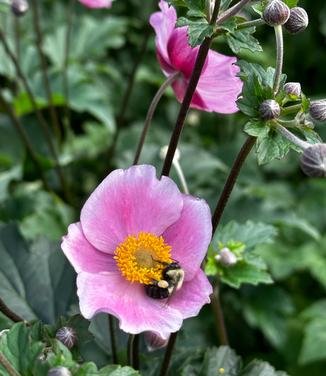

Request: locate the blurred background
(0, 0), (325, 375)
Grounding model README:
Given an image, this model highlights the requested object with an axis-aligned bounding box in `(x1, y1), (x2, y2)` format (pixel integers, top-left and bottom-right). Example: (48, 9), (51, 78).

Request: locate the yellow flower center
(114, 232), (173, 284)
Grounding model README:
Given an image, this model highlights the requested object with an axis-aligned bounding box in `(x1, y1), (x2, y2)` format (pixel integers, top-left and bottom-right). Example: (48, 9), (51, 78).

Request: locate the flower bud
(284, 7), (309, 34)
(309, 100), (326, 122)
(11, 0), (29, 17)
(144, 332), (168, 351)
(48, 367), (72, 376)
(300, 144), (326, 178)
(215, 248), (237, 267)
(263, 0), (290, 27)
(259, 99), (281, 120)
(55, 327), (77, 349)
(284, 82), (301, 98)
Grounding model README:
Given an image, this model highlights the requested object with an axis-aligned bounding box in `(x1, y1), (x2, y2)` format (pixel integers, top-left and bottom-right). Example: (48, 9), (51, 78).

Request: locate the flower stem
(281, 103), (302, 115)
(159, 332), (178, 376)
(236, 18), (265, 30)
(212, 136), (256, 233)
(108, 315), (118, 364)
(0, 93), (50, 191)
(173, 160), (189, 194)
(211, 283), (229, 345)
(0, 28), (69, 202)
(127, 334), (139, 369)
(0, 298), (24, 323)
(216, 0), (252, 25)
(161, 0), (221, 177)
(63, 0), (76, 130)
(275, 123), (310, 150)
(0, 352), (21, 376)
(30, 0), (61, 142)
(273, 25), (284, 95)
(133, 72), (180, 165)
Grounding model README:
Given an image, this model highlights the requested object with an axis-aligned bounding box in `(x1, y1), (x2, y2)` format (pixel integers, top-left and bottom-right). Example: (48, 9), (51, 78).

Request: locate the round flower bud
(284, 82), (301, 98)
(263, 0), (290, 27)
(300, 144), (326, 178)
(55, 327), (77, 349)
(259, 99), (281, 120)
(48, 367), (72, 376)
(11, 0), (29, 17)
(309, 100), (326, 122)
(215, 248), (237, 267)
(284, 7), (309, 34)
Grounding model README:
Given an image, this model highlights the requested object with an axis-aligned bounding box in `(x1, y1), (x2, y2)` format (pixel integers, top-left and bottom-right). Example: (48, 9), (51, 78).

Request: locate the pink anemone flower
(79, 0), (112, 9)
(62, 165), (213, 340)
(150, 0), (242, 114)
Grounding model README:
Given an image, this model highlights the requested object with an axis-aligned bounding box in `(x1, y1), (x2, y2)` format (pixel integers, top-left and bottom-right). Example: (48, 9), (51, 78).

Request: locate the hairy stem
(281, 103), (302, 115)
(273, 25), (284, 95)
(0, 352), (21, 376)
(108, 315), (118, 364)
(0, 93), (50, 191)
(275, 123), (310, 150)
(0, 28), (69, 201)
(212, 136), (256, 233)
(237, 18), (265, 30)
(30, 0), (61, 141)
(133, 72), (180, 165)
(216, 0), (252, 25)
(0, 298), (24, 323)
(63, 0), (76, 129)
(159, 332), (178, 376)
(211, 283), (229, 345)
(161, 0), (221, 177)
(173, 160), (189, 194)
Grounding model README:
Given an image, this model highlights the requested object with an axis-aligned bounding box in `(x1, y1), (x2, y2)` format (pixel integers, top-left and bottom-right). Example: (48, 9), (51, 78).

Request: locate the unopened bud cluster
(309, 100), (326, 122)
(263, 0), (290, 27)
(215, 248), (237, 266)
(259, 99), (281, 120)
(11, 0), (29, 16)
(284, 7), (309, 34)
(284, 82), (301, 98)
(300, 144), (326, 178)
(48, 367), (72, 376)
(55, 327), (77, 349)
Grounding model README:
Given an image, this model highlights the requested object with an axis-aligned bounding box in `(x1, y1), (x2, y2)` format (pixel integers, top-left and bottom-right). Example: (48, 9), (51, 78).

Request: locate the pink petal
(194, 52), (242, 113)
(169, 270), (212, 319)
(167, 27), (198, 78)
(171, 78), (207, 109)
(163, 195), (212, 281)
(77, 272), (183, 339)
(61, 223), (116, 274)
(150, 0), (176, 71)
(79, 0), (112, 8)
(80, 165), (183, 254)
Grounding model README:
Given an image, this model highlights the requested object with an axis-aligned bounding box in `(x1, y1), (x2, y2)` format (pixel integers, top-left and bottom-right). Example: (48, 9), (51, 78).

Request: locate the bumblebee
(145, 261), (185, 300)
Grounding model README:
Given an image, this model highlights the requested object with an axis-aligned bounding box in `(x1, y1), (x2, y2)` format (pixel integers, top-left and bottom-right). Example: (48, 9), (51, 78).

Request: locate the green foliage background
(0, 0), (326, 375)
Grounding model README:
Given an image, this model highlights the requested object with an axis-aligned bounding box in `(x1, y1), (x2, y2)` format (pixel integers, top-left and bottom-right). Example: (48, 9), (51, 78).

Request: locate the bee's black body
(145, 282), (169, 299)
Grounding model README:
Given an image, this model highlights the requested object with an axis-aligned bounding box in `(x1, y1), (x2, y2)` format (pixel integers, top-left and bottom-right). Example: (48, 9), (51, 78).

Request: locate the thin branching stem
(127, 334), (139, 369)
(0, 28), (69, 201)
(30, 0), (61, 141)
(275, 123), (310, 150)
(273, 25), (284, 95)
(281, 103), (302, 115)
(159, 332), (178, 376)
(63, 0), (76, 129)
(160, 0), (221, 177)
(237, 18), (265, 30)
(133, 72), (180, 165)
(211, 283), (229, 345)
(212, 136), (256, 234)
(0, 93), (50, 191)
(108, 315), (118, 364)
(216, 0), (252, 25)
(0, 352), (21, 376)
(0, 298), (24, 323)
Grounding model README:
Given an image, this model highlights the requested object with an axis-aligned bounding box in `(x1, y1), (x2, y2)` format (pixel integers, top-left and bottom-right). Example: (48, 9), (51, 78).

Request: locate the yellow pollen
(114, 232), (172, 284)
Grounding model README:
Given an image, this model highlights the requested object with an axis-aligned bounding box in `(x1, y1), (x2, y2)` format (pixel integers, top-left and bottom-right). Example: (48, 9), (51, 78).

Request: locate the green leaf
(244, 120), (269, 138)
(283, 0), (299, 8)
(177, 17), (214, 47)
(226, 28), (262, 54)
(200, 346), (242, 376)
(241, 360), (288, 376)
(299, 319), (326, 365)
(0, 224), (76, 323)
